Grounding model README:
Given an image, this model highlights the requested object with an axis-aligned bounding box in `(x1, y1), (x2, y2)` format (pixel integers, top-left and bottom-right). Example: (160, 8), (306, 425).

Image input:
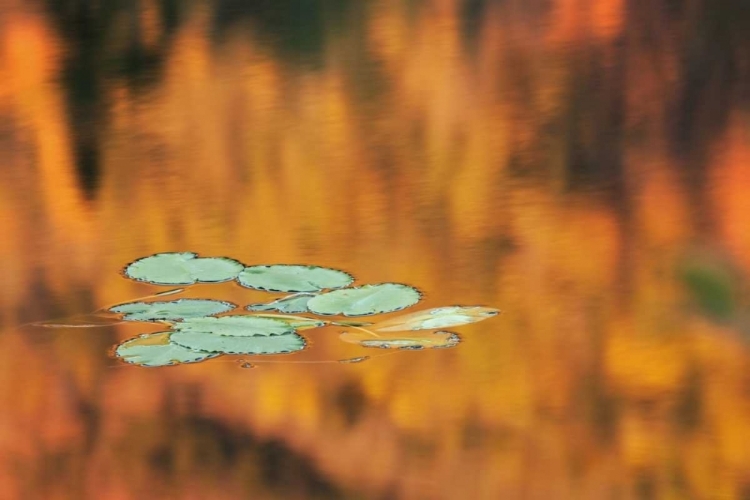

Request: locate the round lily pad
(171, 315), (295, 337)
(124, 252), (244, 285)
(371, 306), (500, 332)
(237, 265), (353, 292)
(307, 283), (421, 316)
(170, 330), (306, 355)
(115, 332), (219, 367)
(109, 299), (236, 322)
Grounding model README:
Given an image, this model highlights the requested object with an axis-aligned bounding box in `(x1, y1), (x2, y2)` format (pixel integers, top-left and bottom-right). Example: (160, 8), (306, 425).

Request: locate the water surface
(1, 0), (750, 498)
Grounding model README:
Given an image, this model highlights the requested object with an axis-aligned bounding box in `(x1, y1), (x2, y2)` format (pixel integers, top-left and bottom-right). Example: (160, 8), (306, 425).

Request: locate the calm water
(2, 0), (750, 498)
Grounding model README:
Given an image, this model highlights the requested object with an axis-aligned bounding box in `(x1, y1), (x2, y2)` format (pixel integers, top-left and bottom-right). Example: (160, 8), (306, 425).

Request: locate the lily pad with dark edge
(115, 332), (220, 367)
(307, 283), (421, 316)
(237, 265), (353, 292)
(109, 299), (237, 322)
(170, 330), (306, 355)
(246, 293), (317, 313)
(339, 330), (461, 349)
(171, 315), (295, 337)
(124, 252), (244, 285)
(370, 306), (500, 331)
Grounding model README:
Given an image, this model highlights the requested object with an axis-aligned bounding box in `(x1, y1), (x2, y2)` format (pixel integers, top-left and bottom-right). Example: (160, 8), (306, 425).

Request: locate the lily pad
(124, 252), (244, 285)
(340, 330), (461, 349)
(115, 332), (219, 367)
(237, 265), (353, 292)
(246, 293), (317, 313)
(170, 330), (306, 355)
(307, 283), (421, 316)
(370, 306), (500, 331)
(109, 299), (237, 322)
(171, 315), (295, 337)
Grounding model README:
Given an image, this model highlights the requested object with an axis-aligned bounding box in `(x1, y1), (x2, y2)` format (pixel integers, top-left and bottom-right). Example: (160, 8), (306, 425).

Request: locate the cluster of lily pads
(109, 252), (500, 367)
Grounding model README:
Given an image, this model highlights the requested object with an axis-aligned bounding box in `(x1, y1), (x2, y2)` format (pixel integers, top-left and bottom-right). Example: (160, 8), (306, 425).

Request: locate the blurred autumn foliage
(1, 0), (750, 498)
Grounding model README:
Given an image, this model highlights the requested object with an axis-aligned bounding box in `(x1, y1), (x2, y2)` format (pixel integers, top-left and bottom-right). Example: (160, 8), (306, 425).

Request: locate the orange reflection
(0, 0), (749, 498)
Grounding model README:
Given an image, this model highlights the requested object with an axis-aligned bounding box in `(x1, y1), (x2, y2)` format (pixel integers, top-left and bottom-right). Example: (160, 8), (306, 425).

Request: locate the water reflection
(1, 0), (750, 498)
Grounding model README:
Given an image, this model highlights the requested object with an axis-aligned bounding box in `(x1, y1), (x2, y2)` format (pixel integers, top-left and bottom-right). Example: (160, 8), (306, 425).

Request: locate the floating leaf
(370, 306), (500, 331)
(115, 332), (219, 367)
(172, 315), (295, 337)
(109, 299), (236, 322)
(124, 252), (244, 285)
(307, 283), (421, 316)
(170, 330), (306, 355)
(246, 293), (317, 313)
(339, 330), (461, 349)
(237, 265), (353, 292)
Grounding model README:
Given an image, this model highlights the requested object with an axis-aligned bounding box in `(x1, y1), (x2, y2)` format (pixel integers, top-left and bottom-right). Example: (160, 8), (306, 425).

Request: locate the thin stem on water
(251, 313), (329, 323)
(337, 323), (383, 338)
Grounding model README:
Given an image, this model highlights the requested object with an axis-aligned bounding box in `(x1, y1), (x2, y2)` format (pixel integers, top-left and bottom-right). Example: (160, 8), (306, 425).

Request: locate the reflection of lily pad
(109, 299), (236, 322)
(115, 332), (219, 367)
(339, 330), (461, 349)
(172, 315), (295, 337)
(237, 265), (353, 292)
(307, 283), (421, 316)
(371, 306), (500, 331)
(170, 330), (306, 355)
(124, 252), (244, 285)
(246, 293), (317, 313)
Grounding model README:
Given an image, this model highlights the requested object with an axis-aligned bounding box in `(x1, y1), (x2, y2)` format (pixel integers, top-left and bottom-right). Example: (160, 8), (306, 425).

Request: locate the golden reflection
(0, 0), (749, 498)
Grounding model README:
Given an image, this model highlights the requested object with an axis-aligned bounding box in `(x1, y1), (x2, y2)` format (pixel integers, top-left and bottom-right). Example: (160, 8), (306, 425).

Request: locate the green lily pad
(109, 299), (236, 322)
(171, 315), (295, 337)
(237, 265), (353, 292)
(371, 306), (500, 331)
(307, 283), (421, 316)
(115, 332), (219, 367)
(170, 330), (306, 355)
(246, 293), (317, 313)
(124, 252), (244, 285)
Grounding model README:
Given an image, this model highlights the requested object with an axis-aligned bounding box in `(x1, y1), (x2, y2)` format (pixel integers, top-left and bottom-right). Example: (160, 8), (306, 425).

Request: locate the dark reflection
(118, 415), (351, 499)
(334, 380), (367, 427)
(674, 368), (703, 434)
(636, 470), (656, 500)
(42, 0), (183, 196)
(212, 0), (351, 65)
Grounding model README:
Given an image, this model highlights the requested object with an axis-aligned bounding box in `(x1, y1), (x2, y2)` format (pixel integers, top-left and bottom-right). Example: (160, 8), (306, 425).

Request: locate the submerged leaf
(307, 283), (421, 316)
(339, 330), (461, 349)
(115, 332), (219, 367)
(124, 252), (244, 285)
(33, 314), (125, 328)
(371, 306), (500, 331)
(171, 315), (295, 337)
(246, 293), (317, 313)
(109, 299), (236, 322)
(237, 265), (353, 292)
(250, 314), (327, 330)
(338, 356), (370, 363)
(170, 330), (306, 355)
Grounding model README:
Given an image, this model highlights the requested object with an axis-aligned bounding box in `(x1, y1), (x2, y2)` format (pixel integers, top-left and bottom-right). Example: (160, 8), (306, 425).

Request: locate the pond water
(1, 0), (750, 498)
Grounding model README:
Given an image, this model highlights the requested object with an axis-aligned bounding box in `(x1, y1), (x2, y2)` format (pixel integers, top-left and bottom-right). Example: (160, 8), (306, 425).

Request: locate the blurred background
(1, 0), (750, 498)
